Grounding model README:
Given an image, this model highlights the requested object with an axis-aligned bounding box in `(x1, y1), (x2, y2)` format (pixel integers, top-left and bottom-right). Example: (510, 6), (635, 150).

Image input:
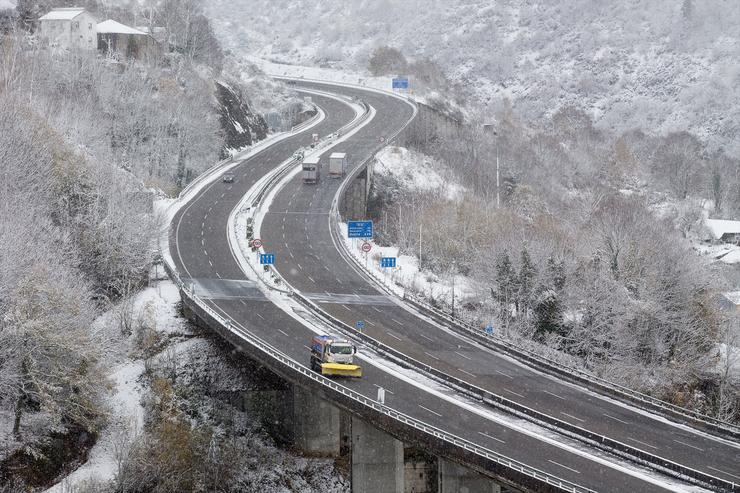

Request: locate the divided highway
(168, 86), (734, 492)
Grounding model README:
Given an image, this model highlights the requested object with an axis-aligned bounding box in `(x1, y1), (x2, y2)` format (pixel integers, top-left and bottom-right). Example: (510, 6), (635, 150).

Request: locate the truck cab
(310, 335), (362, 377)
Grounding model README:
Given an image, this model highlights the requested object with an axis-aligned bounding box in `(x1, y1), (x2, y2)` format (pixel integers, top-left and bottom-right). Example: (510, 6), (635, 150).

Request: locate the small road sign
(260, 253), (275, 265)
(392, 77), (409, 89)
(380, 257), (396, 268)
(361, 242), (372, 253)
(252, 238), (263, 248)
(485, 325), (494, 335)
(348, 220), (373, 238)
(356, 320), (365, 330)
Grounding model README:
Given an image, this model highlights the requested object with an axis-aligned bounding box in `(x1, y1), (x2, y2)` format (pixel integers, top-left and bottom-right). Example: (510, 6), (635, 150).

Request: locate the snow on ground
(0, 0), (15, 9)
(375, 146), (465, 201)
(693, 242), (740, 265)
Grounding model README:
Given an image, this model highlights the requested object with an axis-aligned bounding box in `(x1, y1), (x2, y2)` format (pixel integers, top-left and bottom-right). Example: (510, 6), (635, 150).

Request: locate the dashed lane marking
(478, 431), (505, 444)
(626, 437), (658, 450)
(560, 412), (585, 423)
(458, 368), (477, 378)
(387, 332), (403, 341)
(672, 439), (704, 452)
(503, 388), (524, 398)
(454, 351), (472, 360)
(278, 329), (289, 337)
(424, 352), (440, 360)
(418, 405), (442, 417)
(603, 413), (629, 424)
(708, 466), (740, 481)
(543, 390), (565, 400)
(548, 460), (580, 475)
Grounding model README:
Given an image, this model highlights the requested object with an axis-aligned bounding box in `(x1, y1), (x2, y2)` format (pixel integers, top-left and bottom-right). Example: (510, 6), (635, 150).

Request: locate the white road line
(336, 278), (343, 284)
(708, 466), (740, 481)
(454, 351), (472, 360)
(255, 313), (265, 320)
(216, 272), (221, 279)
(560, 412), (585, 423)
(424, 351), (440, 360)
(297, 263), (302, 270)
(458, 368), (477, 378)
(387, 332), (403, 341)
(324, 265), (330, 271)
(341, 304), (351, 311)
(239, 300), (247, 306)
(208, 259), (213, 267)
(366, 320), (376, 327)
(672, 439), (704, 452)
(626, 437), (658, 450)
(373, 306), (382, 313)
(373, 384), (394, 395)
(290, 251), (294, 258)
(495, 370), (513, 379)
(478, 431), (506, 444)
(308, 276), (316, 284)
(603, 413), (629, 425)
(201, 238), (204, 246)
(543, 390), (565, 400)
(503, 388), (524, 398)
(204, 213), (208, 220)
(201, 221), (205, 228)
(204, 249), (208, 256)
(419, 333), (435, 342)
(548, 460), (581, 475)
(278, 329), (289, 337)
(391, 318), (404, 326)
(418, 405), (442, 417)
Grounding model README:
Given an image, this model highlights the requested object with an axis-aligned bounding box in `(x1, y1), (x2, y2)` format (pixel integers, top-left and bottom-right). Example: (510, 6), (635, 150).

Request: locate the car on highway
(222, 172), (235, 183)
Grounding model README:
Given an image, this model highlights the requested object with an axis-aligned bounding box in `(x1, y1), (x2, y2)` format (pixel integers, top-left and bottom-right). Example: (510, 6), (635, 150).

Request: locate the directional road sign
(356, 320), (365, 330)
(361, 242), (372, 253)
(260, 253), (275, 265)
(485, 325), (494, 335)
(380, 257), (397, 268)
(348, 220), (373, 238)
(392, 77), (409, 89)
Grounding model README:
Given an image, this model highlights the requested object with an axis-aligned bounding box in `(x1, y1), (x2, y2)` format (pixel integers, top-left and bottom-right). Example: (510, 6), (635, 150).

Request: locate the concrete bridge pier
(438, 459), (502, 493)
(351, 417), (404, 493)
(291, 385), (342, 456)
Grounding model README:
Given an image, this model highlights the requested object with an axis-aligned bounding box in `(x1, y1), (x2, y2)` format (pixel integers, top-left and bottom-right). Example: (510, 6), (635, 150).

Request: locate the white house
(38, 8), (98, 51)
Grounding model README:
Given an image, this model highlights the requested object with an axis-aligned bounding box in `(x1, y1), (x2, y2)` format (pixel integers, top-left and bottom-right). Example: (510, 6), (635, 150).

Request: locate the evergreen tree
(494, 251), (517, 327)
(517, 247), (537, 318)
(534, 256), (566, 341)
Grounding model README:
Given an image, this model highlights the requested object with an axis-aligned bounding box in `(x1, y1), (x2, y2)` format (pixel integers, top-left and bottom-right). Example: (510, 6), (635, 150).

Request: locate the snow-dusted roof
(723, 291), (740, 305)
(330, 152), (346, 159)
(705, 219), (740, 240)
(39, 8), (86, 21)
(97, 20), (147, 35)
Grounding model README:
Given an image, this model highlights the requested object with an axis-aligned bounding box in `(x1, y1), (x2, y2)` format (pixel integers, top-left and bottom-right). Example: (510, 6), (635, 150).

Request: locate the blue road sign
(380, 257), (397, 268)
(348, 220), (373, 238)
(392, 77), (409, 89)
(485, 325), (494, 335)
(260, 253), (275, 265)
(356, 320), (365, 330)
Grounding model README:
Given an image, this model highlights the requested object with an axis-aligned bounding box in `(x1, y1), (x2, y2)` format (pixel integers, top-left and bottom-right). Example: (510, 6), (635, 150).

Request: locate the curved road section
(169, 88), (720, 492)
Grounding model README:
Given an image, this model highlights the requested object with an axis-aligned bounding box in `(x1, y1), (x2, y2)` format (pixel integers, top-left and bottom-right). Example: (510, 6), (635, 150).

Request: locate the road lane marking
(418, 405), (442, 417)
(543, 390), (565, 400)
(424, 351), (440, 360)
(391, 318), (404, 326)
(626, 437), (658, 450)
(548, 460), (580, 474)
(297, 263), (302, 270)
(216, 272), (221, 279)
(387, 332), (403, 341)
(341, 304), (351, 311)
(454, 351), (472, 360)
(458, 368), (477, 378)
(255, 313), (265, 320)
(560, 412), (585, 423)
(208, 260), (213, 267)
(419, 333), (435, 342)
(495, 370), (513, 379)
(336, 278), (343, 284)
(373, 306), (382, 313)
(373, 384), (394, 394)
(366, 320), (376, 327)
(201, 238), (204, 246)
(503, 388), (524, 398)
(478, 431), (505, 444)
(308, 276), (316, 284)
(603, 413), (629, 424)
(708, 466), (740, 481)
(672, 439), (704, 452)
(278, 329), (289, 337)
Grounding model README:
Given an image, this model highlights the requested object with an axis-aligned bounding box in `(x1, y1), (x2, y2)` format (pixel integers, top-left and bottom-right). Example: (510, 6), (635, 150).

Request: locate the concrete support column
(292, 385), (341, 456)
(438, 459), (501, 493)
(351, 417), (404, 493)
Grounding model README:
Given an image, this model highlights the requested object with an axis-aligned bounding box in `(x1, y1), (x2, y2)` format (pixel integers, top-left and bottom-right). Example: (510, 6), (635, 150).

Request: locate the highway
(168, 87), (730, 492)
(261, 82), (740, 486)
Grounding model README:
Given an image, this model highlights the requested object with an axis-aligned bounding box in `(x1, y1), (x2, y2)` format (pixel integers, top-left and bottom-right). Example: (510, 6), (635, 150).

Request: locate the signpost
(348, 220), (373, 238)
(252, 238), (263, 249)
(485, 325), (494, 335)
(361, 242), (372, 253)
(356, 320), (365, 330)
(380, 257), (396, 268)
(259, 253), (275, 265)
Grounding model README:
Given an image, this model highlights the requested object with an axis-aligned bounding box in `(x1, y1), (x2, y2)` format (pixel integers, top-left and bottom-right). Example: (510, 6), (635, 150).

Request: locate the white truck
(302, 155), (321, 184)
(310, 335), (362, 377)
(328, 152), (347, 178)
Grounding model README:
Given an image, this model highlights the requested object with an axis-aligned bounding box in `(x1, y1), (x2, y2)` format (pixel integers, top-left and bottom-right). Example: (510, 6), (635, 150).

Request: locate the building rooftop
(39, 8), (86, 21)
(705, 219), (740, 240)
(97, 19), (147, 35)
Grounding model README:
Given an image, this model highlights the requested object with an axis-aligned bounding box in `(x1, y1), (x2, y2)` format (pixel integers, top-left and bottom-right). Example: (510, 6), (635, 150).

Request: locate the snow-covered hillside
(0, 0), (15, 10)
(206, 0), (740, 154)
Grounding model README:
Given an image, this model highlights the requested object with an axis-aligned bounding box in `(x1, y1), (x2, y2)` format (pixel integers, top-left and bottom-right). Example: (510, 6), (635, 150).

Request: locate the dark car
(222, 173), (235, 183)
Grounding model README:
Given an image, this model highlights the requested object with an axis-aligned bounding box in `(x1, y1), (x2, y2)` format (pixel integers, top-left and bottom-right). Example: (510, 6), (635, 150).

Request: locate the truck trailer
(302, 155), (321, 184)
(328, 152), (347, 178)
(310, 335), (362, 377)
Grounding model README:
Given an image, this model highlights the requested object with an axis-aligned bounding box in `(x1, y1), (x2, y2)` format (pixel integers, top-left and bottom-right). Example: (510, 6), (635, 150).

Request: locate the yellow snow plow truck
(310, 335), (362, 378)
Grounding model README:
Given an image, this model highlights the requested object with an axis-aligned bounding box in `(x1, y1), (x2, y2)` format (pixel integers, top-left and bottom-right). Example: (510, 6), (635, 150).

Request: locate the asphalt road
(170, 89), (702, 492)
(259, 82), (740, 486)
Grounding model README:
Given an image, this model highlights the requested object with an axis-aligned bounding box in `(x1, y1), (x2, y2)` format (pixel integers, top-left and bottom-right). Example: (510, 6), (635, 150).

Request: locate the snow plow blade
(320, 363), (362, 378)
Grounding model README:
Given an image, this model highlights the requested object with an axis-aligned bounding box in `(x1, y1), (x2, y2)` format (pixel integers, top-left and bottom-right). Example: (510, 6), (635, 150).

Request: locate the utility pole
(496, 146), (500, 208)
(451, 267), (456, 319)
(419, 220), (423, 271)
